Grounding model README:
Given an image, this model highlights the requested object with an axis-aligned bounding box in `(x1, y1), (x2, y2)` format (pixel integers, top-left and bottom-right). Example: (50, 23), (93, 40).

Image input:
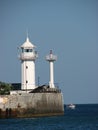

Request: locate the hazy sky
(0, 0), (98, 104)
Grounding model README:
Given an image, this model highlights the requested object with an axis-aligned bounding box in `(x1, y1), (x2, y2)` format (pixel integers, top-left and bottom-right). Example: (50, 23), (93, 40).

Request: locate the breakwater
(0, 92), (64, 118)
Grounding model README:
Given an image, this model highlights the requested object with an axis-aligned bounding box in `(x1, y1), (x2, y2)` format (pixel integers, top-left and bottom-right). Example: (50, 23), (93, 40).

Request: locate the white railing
(19, 53), (38, 60)
(46, 55), (57, 61)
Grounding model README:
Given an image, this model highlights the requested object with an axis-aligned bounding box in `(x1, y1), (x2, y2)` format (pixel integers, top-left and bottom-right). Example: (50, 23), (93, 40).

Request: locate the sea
(0, 104), (98, 130)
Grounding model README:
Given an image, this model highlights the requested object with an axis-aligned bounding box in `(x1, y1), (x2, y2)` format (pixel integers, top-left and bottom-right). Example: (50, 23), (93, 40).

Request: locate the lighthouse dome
(21, 37), (35, 49)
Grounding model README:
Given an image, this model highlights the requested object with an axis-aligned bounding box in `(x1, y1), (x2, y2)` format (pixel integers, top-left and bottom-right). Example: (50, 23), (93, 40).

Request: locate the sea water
(0, 104), (98, 130)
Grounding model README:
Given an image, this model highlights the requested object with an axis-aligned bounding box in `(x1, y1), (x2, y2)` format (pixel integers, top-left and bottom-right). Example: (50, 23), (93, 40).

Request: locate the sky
(0, 0), (98, 104)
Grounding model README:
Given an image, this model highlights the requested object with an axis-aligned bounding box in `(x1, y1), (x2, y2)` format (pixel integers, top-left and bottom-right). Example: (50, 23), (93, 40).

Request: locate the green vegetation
(0, 81), (13, 95)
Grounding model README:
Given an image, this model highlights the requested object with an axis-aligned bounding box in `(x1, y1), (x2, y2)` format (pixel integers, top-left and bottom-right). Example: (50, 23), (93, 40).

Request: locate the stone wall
(0, 92), (64, 118)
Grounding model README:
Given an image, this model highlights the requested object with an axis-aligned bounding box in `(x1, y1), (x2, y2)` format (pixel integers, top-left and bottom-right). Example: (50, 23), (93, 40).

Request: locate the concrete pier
(0, 92), (64, 118)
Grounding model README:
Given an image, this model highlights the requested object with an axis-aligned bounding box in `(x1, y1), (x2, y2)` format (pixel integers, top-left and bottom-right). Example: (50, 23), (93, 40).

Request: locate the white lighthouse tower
(19, 37), (38, 91)
(46, 50), (57, 88)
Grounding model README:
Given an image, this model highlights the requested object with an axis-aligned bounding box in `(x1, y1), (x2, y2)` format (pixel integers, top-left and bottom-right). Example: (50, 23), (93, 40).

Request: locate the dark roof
(11, 83), (21, 90)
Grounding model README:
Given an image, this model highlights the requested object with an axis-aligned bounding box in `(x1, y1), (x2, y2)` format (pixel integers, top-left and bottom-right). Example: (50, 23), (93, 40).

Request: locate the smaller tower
(46, 50), (57, 88)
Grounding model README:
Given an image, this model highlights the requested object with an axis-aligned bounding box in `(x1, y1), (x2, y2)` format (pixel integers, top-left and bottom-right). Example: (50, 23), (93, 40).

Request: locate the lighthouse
(46, 50), (57, 88)
(19, 37), (38, 91)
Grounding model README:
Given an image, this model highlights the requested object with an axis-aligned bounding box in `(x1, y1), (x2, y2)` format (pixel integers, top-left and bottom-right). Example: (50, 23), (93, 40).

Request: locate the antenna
(26, 28), (29, 38)
(26, 28), (29, 41)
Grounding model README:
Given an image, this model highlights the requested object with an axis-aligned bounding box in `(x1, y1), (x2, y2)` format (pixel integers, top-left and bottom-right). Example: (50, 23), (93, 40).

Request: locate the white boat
(66, 104), (76, 109)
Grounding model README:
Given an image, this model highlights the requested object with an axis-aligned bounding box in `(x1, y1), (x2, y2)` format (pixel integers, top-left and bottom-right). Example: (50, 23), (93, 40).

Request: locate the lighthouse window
(30, 49), (33, 52)
(26, 49), (29, 52)
(26, 66), (28, 69)
(25, 49), (32, 52)
(22, 48), (24, 52)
